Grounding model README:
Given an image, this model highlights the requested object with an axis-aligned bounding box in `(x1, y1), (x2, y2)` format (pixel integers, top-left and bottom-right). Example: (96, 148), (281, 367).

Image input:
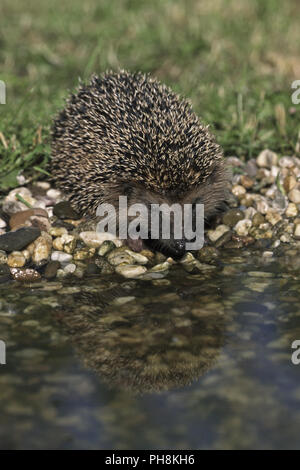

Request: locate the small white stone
(51, 251), (73, 266)
(294, 224), (300, 238)
(231, 185), (246, 198)
(256, 149), (278, 168)
(265, 210), (282, 226)
(80, 231), (122, 248)
(288, 188), (300, 204)
(207, 225), (230, 242)
(244, 207), (257, 219)
(262, 251), (273, 258)
(115, 264), (147, 278)
(63, 263), (76, 274)
(234, 219), (252, 236)
(280, 234), (291, 243)
(278, 156), (295, 168)
(124, 249), (148, 265)
(285, 203), (298, 218)
(34, 181), (51, 190)
(47, 189), (62, 200)
(255, 198), (269, 214)
(112, 296), (136, 305)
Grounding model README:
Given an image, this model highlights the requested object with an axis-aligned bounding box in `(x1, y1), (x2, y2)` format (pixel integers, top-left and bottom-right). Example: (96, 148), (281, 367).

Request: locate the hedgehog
(51, 70), (228, 259)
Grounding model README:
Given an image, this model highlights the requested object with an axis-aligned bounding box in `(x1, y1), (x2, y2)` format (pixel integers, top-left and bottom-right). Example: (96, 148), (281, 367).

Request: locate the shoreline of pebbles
(1, 148), (300, 283)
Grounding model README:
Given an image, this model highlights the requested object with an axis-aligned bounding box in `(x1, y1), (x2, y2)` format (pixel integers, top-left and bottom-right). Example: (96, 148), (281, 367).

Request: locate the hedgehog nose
(168, 239), (186, 260)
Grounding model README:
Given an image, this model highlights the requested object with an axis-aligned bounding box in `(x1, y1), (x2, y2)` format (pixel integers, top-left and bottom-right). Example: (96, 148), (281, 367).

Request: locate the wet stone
(10, 268), (41, 282)
(222, 209), (245, 227)
(107, 248), (135, 266)
(0, 227), (41, 252)
(9, 208), (48, 230)
(215, 230), (232, 248)
(197, 246), (219, 264)
(44, 261), (61, 279)
(115, 264), (147, 278)
(7, 251), (26, 268)
(0, 250), (7, 264)
(94, 257), (115, 274)
(252, 213), (265, 226)
(98, 240), (115, 256)
(85, 263), (101, 275)
(53, 201), (80, 220)
(207, 224), (230, 243)
(0, 264), (11, 283)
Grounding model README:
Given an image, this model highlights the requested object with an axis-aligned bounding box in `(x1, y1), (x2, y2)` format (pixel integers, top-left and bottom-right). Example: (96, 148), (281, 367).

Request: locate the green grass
(0, 0), (300, 191)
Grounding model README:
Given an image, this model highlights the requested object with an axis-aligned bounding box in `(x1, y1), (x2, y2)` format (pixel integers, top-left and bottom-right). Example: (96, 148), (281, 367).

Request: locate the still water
(1, 245), (300, 449)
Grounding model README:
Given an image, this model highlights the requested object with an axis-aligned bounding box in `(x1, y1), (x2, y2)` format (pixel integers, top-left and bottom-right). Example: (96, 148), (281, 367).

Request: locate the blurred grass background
(0, 0), (299, 190)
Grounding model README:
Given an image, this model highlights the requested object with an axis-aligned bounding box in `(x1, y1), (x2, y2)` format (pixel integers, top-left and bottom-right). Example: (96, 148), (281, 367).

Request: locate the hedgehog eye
(122, 184), (133, 197)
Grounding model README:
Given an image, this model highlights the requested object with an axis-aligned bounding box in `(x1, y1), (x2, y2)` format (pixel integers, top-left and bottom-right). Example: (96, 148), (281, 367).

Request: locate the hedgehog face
(98, 160), (227, 259)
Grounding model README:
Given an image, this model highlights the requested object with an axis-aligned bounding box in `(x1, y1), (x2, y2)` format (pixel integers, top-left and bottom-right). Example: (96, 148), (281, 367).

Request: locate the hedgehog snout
(145, 237), (187, 260)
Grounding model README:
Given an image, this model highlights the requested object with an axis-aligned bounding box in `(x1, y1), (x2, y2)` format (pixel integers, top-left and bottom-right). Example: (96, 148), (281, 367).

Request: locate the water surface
(1, 246), (300, 449)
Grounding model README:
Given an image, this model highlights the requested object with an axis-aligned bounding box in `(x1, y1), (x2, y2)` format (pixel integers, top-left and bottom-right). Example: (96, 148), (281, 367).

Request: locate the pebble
(197, 246), (219, 263)
(252, 212), (265, 226)
(288, 188), (300, 204)
(231, 185), (246, 198)
(265, 210), (282, 226)
(107, 249), (135, 266)
(98, 240), (115, 256)
(9, 208), (48, 230)
(215, 230), (232, 247)
(125, 249), (149, 265)
(7, 251), (26, 267)
(32, 234), (52, 265)
(112, 296), (136, 306)
(222, 209), (245, 227)
(63, 263), (77, 274)
(46, 188), (62, 200)
(256, 149), (278, 168)
(59, 234), (77, 254)
(51, 251), (73, 266)
(283, 174), (297, 193)
(73, 248), (95, 260)
(10, 268), (41, 282)
(0, 227), (41, 252)
(207, 224), (230, 242)
(44, 261), (60, 279)
(49, 227), (68, 237)
(234, 219), (252, 236)
(278, 156), (295, 168)
(115, 264), (147, 278)
(53, 201), (80, 220)
(0, 250), (7, 264)
(0, 264), (11, 283)
(294, 224), (300, 239)
(285, 203), (298, 218)
(80, 231), (121, 248)
(3, 187), (36, 214)
(240, 175), (254, 189)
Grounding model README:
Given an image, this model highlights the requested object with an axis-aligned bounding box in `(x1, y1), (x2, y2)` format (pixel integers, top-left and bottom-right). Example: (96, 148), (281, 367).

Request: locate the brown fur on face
(89, 160), (229, 257)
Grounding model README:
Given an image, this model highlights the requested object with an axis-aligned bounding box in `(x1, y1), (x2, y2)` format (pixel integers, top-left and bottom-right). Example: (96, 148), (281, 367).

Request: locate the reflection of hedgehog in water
(54, 283), (226, 394)
(51, 71), (228, 258)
